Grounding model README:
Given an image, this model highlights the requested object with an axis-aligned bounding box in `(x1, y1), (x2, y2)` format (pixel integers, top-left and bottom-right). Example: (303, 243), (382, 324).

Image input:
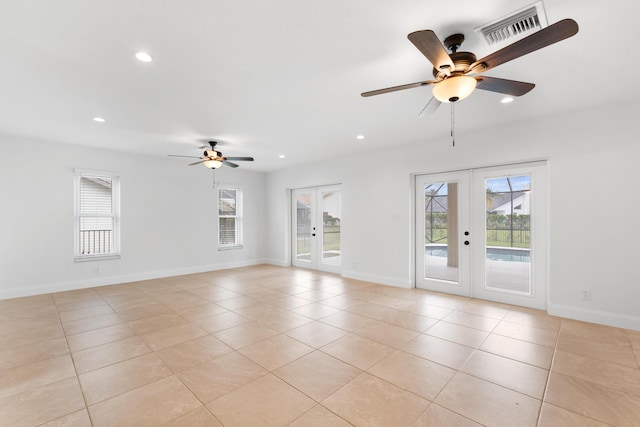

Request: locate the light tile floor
(1, 265), (639, 426)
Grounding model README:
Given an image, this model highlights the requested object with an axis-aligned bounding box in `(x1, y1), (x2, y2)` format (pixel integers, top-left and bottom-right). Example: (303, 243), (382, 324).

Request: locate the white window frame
(217, 184), (243, 250)
(74, 169), (121, 262)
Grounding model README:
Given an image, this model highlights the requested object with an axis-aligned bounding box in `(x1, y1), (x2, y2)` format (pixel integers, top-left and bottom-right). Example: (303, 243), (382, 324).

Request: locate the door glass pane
(485, 175), (531, 293)
(296, 194), (312, 261)
(424, 182), (459, 282)
(321, 190), (341, 267)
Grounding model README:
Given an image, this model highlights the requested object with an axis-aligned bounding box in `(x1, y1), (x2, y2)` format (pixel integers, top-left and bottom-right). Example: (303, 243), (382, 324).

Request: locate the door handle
(464, 240), (470, 245)
(312, 233), (316, 237)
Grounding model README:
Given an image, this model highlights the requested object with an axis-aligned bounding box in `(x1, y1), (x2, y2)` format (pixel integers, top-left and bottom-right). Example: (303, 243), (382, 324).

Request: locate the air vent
(475, 2), (548, 47)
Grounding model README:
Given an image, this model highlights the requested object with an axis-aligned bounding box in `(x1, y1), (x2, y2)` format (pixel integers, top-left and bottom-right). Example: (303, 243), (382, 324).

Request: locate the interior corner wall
(265, 100), (640, 330)
(0, 135), (268, 299)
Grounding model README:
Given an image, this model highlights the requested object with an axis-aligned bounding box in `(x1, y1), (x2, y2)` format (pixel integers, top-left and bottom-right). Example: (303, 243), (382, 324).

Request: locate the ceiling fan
(168, 141), (254, 169)
(361, 18), (578, 112)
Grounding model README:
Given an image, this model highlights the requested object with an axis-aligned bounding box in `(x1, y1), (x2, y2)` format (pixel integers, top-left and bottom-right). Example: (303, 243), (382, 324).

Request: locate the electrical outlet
(92, 266), (100, 275)
(580, 289), (591, 301)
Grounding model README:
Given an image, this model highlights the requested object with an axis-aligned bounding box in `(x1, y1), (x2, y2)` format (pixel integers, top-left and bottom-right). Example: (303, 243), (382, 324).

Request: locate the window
(74, 170), (120, 261)
(218, 185), (242, 249)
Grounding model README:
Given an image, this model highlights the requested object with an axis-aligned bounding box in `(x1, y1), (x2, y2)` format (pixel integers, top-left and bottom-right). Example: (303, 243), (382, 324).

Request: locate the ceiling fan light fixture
(203, 149), (223, 168)
(203, 159), (223, 169)
(169, 140), (253, 169)
(432, 75), (477, 103)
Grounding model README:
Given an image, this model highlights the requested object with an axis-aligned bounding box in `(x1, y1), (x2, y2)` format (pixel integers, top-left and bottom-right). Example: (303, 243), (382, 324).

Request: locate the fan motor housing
(433, 51), (478, 80)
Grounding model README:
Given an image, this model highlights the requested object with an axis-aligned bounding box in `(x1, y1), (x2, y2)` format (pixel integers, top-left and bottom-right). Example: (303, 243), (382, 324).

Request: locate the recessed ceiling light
(279, 154), (286, 159)
(356, 134), (365, 140)
(501, 97), (514, 104)
(93, 117), (105, 123)
(135, 52), (153, 62)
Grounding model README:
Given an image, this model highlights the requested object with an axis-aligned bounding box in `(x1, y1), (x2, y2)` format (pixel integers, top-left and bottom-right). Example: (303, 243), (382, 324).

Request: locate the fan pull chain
(451, 102), (456, 147)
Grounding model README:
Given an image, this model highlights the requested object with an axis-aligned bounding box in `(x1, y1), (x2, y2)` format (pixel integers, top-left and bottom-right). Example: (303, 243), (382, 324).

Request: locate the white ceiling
(1, 0), (638, 172)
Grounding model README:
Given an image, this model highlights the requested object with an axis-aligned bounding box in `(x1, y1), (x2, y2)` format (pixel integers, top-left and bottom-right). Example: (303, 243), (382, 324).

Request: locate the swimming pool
(426, 245), (530, 262)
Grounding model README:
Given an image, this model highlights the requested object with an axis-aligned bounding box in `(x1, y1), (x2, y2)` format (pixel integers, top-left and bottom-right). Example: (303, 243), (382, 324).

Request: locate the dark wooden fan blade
(168, 154), (201, 159)
(475, 76), (535, 96)
(361, 80), (436, 97)
(224, 157), (254, 161)
(471, 19), (578, 73)
(223, 160), (239, 168)
(418, 97), (441, 116)
(188, 160), (206, 166)
(407, 30), (454, 71)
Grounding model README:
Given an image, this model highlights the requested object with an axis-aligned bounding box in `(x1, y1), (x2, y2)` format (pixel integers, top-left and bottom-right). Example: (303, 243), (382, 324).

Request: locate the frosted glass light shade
(203, 159), (223, 169)
(432, 76), (477, 103)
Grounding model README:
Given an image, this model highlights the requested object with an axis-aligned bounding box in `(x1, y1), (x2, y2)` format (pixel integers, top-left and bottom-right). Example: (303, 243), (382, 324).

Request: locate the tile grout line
(538, 321), (626, 427)
(54, 293), (97, 427)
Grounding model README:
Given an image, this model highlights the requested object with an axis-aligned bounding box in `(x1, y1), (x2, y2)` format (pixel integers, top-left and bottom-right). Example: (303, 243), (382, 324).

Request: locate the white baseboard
(265, 258), (291, 268)
(340, 269), (412, 289)
(548, 303), (640, 331)
(0, 258), (268, 300)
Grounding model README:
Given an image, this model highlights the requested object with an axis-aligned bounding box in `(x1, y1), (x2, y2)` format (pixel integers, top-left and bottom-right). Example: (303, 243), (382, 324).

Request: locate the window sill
(74, 254), (121, 263)
(218, 245), (243, 251)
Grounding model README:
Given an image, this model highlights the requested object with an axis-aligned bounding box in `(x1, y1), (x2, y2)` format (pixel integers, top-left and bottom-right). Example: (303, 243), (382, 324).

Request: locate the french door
(415, 162), (548, 309)
(415, 171), (471, 296)
(292, 185), (341, 273)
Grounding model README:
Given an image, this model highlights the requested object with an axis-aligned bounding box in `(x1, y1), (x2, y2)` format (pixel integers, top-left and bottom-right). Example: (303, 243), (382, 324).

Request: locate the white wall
(266, 100), (640, 330)
(0, 134), (268, 298)
(3, 100), (639, 330)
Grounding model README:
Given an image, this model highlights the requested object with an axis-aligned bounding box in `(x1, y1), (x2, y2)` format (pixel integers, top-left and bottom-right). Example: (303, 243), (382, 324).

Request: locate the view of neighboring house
(487, 190), (530, 215)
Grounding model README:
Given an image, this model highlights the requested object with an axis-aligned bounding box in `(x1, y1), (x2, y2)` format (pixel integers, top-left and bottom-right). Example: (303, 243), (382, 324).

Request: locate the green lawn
(323, 226), (340, 251)
(485, 229), (530, 248)
(296, 225), (341, 255)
